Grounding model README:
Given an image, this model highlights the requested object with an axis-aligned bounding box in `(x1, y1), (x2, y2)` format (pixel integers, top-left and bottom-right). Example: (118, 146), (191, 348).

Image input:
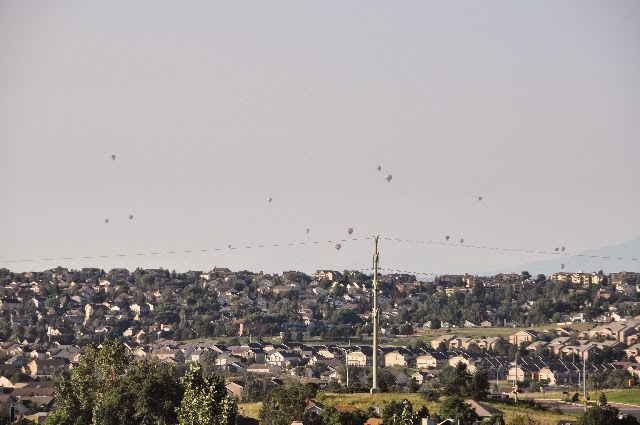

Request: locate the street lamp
(338, 347), (350, 388)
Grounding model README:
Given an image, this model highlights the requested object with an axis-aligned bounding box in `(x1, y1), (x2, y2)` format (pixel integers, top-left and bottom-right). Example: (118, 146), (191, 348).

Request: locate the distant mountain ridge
(486, 236), (640, 277)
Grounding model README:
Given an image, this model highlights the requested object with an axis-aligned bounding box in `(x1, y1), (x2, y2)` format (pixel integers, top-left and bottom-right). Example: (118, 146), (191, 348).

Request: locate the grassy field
(195, 323), (595, 347)
(537, 389), (640, 406)
(381, 322), (593, 346)
(239, 392), (582, 424)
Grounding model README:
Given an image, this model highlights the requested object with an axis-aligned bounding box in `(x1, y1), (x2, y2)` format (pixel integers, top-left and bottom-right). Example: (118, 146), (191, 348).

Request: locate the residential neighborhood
(0, 266), (639, 422)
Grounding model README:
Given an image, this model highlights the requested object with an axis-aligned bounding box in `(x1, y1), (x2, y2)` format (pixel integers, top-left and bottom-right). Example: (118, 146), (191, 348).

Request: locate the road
(536, 400), (640, 419)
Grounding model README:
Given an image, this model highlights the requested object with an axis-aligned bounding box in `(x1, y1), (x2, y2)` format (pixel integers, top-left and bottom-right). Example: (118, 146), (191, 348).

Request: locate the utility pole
(345, 342), (351, 388)
(514, 352), (518, 403)
(371, 236), (380, 394)
(583, 355), (587, 412)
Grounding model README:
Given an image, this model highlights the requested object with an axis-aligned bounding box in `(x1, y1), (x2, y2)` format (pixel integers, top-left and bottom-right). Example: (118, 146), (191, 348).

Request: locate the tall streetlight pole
(583, 354), (587, 412)
(371, 236), (380, 394)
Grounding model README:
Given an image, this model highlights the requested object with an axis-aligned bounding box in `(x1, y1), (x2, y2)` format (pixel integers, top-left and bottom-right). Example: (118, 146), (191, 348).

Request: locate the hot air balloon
(306, 228), (310, 234)
(377, 165), (382, 172)
(561, 264), (565, 270)
(445, 236), (450, 241)
(347, 227), (353, 235)
(385, 174), (392, 183)
(478, 196), (483, 201)
(335, 244), (342, 251)
(555, 248), (559, 252)
(267, 197), (272, 203)
(129, 215), (133, 220)
(111, 155), (116, 161)
(561, 247), (565, 252)
(104, 219), (109, 224)
(459, 238), (464, 244)
(228, 245), (232, 249)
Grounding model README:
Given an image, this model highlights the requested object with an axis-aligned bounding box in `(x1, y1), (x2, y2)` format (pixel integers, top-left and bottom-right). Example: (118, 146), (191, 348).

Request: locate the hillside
(491, 236), (640, 276)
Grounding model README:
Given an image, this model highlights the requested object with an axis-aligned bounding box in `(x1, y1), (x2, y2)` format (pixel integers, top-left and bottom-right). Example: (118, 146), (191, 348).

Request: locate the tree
(438, 363), (472, 397)
(320, 406), (368, 425)
(177, 363), (236, 425)
(46, 339), (129, 425)
(599, 392), (608, 406)
(128, 361), (183, 424)
(259, 386), (307, 425)
(47, 339), (185, 425)
(481, 415), (505, 425)
(509, 416), (545, 425)
(382, 399), (427, 425)
(438, 396), (479, 425)
(407, 377), (420, 393)
(243, 375), (275, 403)
(578, 405), (640, 425)
(469, 369), (490, 401)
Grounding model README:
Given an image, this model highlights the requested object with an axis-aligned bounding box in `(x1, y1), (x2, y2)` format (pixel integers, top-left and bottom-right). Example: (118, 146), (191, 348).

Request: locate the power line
(0, 234), (637, 265)
(379, 237), (639, 262)
(0, 237), (373, 264)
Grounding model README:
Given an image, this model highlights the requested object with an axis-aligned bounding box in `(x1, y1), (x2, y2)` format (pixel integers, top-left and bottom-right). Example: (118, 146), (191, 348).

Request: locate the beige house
(225, 381), (244, 401)
(22, 359), (67, 377)
(589, 322), (639, 343)
(624, 343), (640, 359)
(448, 355), (478, 373)
(314, 270), (344, 282)
(509, 330), (539, 345)
(384, 350), (413, 367)
(246, 363), (281, 374)
(416, 352), (448, 369)
(347, 350), (368, 367)
(152, 349), (185, 363)
(508, 365), (538, 383)
(449, 338), (472, 350)
(430, 334), (457, 350)
(347, 348), (374, 366)
(538, 367), (559, 386)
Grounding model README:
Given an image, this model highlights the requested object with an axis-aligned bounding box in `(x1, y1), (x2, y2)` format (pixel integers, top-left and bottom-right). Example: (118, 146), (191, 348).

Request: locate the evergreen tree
(438, 396), (479, 425)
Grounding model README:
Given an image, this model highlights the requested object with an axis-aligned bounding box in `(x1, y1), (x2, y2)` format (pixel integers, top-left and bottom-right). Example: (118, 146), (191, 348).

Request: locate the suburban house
(22, 359), (67, 377)
(384, 349), (414, 367)
(246, 363), (281, 374)
(430, 334), (457, 350)
(347, 347), (375, 367)
(508, 330), (539, 345)
(416, 351), (449, 370)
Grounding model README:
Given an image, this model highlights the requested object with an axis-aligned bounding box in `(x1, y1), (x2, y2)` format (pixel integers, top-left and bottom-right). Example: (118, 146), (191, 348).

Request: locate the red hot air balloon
(335, 244), (342, 251)
(347, 227), (353, 235)
(267, 197), (272, 203)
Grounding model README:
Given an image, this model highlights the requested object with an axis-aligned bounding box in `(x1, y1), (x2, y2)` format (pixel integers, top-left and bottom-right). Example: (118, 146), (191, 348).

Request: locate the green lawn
(207, 323), (595, 347)
(537, 389), (640, 406)
(239, 392), (581, 424)
(383, 323), (593, 346)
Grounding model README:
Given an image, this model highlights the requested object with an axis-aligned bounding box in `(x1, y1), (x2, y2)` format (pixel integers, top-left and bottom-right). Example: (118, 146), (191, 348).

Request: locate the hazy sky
(1, 1), (639, 276)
